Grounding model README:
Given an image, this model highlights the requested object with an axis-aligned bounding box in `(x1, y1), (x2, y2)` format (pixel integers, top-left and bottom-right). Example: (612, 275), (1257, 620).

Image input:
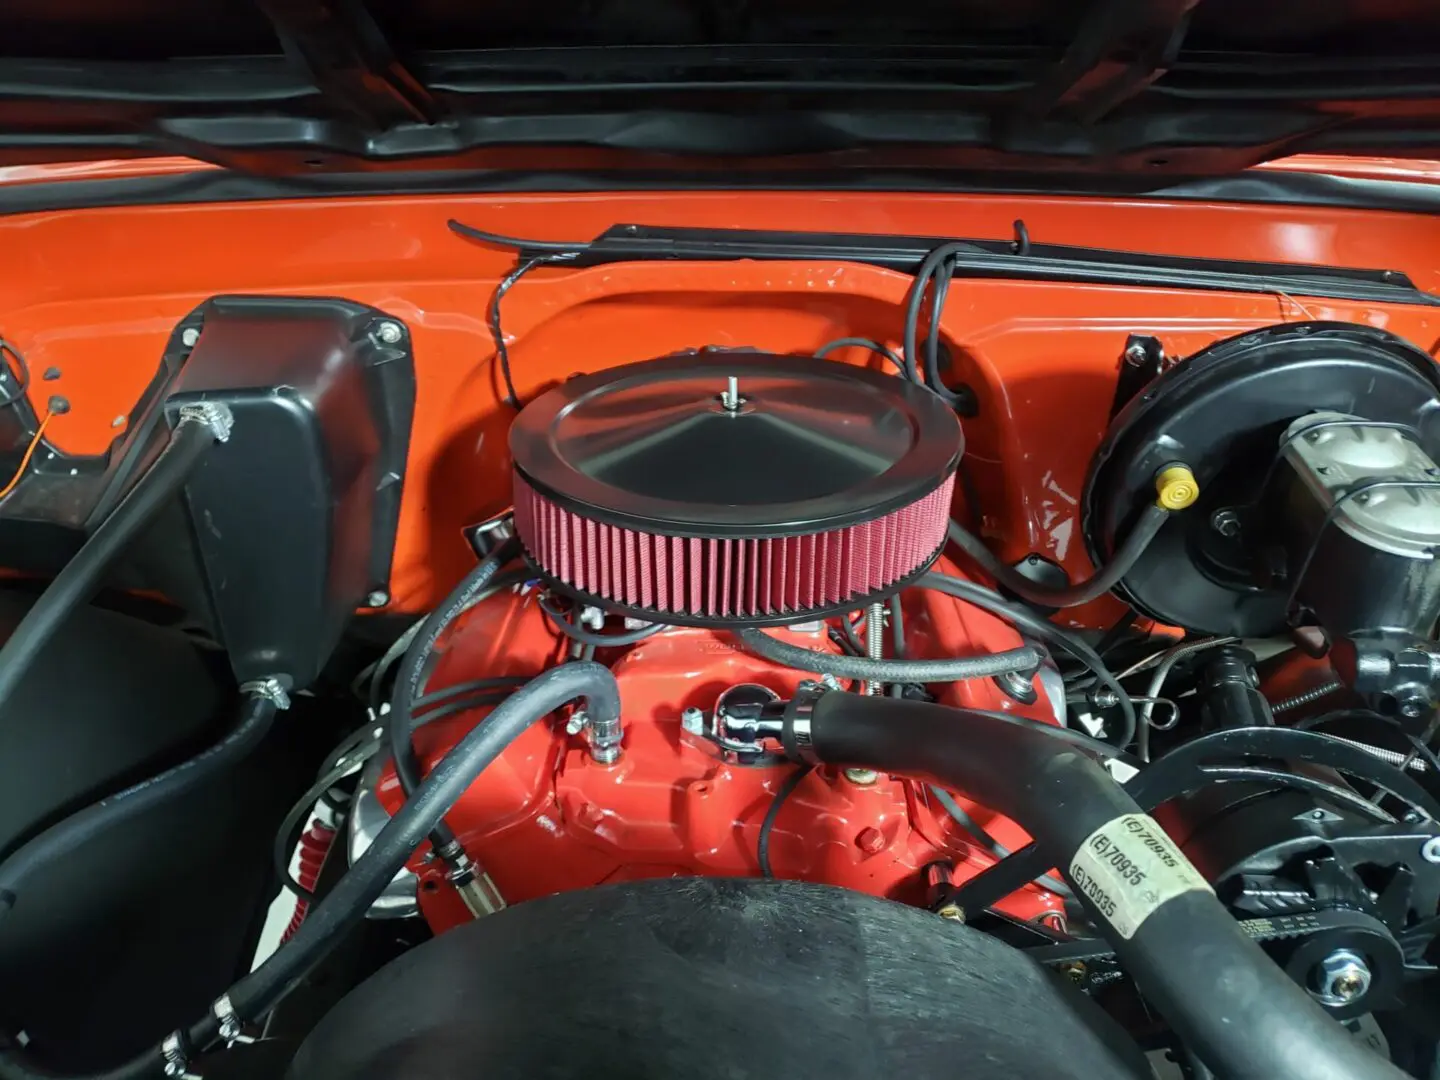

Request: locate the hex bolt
(844, 767), (879, 786)
(1329, 967), (1368, 1002)
(856, 827), (886, 854)
(1123, 343), (1148, 366)
(366, 590), (389, 608)
(681, 707), (706, 734)
(1310, 948), (1372, 1007)
(1210, 509), (1241, 538)
(1422, 836), (1440, 864)
(180, 327), (200, 347)
(375, 321), (404, 344)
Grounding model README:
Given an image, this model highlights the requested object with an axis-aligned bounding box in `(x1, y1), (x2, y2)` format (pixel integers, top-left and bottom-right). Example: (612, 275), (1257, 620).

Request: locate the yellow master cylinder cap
(1154, 464), (1199, 510)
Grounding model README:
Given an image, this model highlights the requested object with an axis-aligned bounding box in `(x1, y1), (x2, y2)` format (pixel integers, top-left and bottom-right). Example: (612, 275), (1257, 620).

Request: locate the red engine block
(378, 556), (1065, 933)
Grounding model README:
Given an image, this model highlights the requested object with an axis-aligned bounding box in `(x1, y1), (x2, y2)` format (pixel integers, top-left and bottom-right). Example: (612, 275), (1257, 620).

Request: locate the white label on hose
(1068, 813), (1213, 939)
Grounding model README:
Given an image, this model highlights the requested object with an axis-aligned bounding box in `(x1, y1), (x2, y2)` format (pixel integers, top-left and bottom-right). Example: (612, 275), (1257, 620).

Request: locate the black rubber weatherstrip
(457, 221), (1439, 308)
(3, 167), (1440, 227)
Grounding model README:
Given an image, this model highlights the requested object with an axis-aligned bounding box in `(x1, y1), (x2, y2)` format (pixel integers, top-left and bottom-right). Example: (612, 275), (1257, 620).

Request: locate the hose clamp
(782, 682), (827, 765)
(161, 1032), (200, 1078)
(241, 676), (292, 710)
(211, 994), (256, 1048)
(176, 400), (234, 443)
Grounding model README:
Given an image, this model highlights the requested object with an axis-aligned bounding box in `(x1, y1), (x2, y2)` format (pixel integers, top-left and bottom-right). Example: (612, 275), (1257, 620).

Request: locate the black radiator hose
(0, 683), (282, 1080)
(786, 692), (1405, 1080)
(0, 687), (282, 917)
(0, 662), (621, 1080)
(0, 406), (229, 717)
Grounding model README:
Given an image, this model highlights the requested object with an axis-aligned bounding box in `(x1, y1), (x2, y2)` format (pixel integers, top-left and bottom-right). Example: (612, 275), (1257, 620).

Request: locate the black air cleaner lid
(510, 350), (963, 539)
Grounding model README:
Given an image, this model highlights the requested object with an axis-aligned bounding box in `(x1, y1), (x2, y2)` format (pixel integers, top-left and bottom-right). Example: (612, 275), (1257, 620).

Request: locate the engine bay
(1, 189), (1439, 1079)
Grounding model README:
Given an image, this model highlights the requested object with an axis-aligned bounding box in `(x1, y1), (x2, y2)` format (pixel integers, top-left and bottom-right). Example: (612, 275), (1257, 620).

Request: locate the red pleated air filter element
(510, 351), (963, 626)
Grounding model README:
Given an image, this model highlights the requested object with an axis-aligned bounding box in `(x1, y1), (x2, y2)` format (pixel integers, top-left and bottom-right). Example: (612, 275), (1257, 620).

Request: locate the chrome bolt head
(1311, 949), (1371, 1007)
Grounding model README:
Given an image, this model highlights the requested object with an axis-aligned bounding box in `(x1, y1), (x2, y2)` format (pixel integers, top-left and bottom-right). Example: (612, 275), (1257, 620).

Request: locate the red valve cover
(378, 556), (1064, 934)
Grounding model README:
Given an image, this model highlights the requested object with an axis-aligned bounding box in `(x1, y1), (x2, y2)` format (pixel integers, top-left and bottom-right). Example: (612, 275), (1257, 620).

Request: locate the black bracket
(1109, 333), (1166, 417)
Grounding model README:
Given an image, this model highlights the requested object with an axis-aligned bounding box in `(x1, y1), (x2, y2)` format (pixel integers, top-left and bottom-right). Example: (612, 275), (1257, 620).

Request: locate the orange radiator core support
(377, 557), (1065, 936)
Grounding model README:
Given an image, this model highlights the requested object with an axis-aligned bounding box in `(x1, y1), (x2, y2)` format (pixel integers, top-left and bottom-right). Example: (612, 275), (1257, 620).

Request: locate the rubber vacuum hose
(736, 626), (1042, 683)
(388, 536), (521, 859)
(917, 571), (1137, 750)
(238, 661), (618, 1017)
(946, 503), (1170, 609)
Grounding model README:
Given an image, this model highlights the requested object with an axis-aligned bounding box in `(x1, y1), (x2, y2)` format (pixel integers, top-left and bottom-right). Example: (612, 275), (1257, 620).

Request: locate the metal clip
(161, 1032), (201, 1079)
(240, 676), (292, 710)
(786, 682), (829, 765)
(211, 994), (255, 1048)
(176, 400), (235, 443)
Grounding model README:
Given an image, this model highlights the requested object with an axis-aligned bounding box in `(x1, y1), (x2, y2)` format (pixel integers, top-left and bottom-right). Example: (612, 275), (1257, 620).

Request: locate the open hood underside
(3, 0), (1440, 185)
